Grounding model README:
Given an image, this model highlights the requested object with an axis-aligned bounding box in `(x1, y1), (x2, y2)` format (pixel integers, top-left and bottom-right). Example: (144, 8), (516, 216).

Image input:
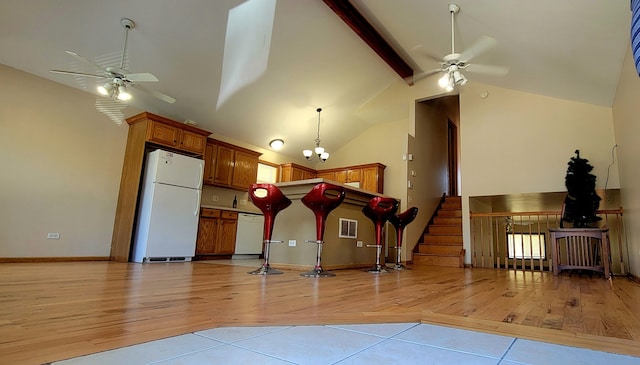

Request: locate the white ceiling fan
(50, 18), (175, 104)
(410, 4), (508, 90)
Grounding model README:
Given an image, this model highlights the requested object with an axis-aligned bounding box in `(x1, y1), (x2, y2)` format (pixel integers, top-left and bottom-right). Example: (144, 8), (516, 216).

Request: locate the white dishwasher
(233, 213), (265, 259)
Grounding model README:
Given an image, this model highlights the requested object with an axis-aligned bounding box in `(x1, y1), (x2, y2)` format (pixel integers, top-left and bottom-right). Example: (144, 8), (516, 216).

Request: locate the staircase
(413, 196), (465, 268)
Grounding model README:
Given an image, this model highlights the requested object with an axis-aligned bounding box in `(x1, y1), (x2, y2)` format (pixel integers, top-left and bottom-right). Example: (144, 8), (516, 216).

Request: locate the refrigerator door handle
(194, 189), (202, 216)
(198, 163), (204, 187)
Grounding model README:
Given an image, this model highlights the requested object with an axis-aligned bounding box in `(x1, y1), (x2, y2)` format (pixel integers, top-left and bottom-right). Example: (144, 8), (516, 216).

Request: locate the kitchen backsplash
(201, 185), (260, 213)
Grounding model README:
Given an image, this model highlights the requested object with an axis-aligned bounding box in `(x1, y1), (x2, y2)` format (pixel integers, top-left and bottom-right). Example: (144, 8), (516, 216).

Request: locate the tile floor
(54, 322), (640, 365)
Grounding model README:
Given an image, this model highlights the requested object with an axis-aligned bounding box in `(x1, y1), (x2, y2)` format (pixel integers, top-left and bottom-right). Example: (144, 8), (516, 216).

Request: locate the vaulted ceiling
(0, 0), (631, 162)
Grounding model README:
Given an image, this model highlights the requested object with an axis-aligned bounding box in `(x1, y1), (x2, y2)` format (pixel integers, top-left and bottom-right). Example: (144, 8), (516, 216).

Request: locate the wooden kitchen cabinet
(196, 208), (238, 256)
(317, 163), (385, 193)
(212, 143), (235, 186)
(335, 168), (361, 184)
(280, 163), (317, 182)
(232, 149), (260, 189)
(360, 164), (385, 193)
(203, 142), (216, 184)
(110, 112), (211, 262)
(315, 170), (336, 180)
(278, 162), (386, 194)
(203, 139), (261, 191)
(145, 117), (207, 155)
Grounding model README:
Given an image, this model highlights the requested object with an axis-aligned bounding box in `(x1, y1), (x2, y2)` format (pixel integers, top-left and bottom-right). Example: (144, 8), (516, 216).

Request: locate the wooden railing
(469, 209), (627, 275)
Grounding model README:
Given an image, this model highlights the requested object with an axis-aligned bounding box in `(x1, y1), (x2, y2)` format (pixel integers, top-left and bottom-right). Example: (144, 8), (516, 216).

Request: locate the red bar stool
(389, 207), (419, 270)
(300, 183), (346, 277)
(247, 183), (292, 275)
(362, 196), (399, 273)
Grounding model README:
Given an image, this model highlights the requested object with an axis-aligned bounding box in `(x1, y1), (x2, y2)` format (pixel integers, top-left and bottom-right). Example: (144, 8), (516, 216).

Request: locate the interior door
(447, 119), (458, 196)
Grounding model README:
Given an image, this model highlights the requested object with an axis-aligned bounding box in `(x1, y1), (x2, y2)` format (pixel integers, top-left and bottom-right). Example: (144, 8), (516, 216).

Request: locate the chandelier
(302, 108), (329, 162)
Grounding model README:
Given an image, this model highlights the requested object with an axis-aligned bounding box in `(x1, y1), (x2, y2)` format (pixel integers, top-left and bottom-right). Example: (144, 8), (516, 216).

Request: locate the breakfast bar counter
(266, 178), (395, 270)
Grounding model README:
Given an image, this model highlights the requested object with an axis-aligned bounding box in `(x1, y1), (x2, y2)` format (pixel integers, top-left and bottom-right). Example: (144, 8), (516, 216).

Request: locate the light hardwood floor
(1, 261), (639, 364)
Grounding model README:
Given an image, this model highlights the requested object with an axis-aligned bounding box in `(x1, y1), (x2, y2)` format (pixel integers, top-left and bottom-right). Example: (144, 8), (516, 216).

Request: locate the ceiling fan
(50, 18), (175, 104)
(410, 4), (508, 90)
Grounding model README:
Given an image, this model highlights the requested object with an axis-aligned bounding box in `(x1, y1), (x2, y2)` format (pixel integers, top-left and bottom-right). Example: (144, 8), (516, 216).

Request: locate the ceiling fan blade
(408, 69), (444, 84)
(50, 69), (105, 78)
(465, 63), (509, 76)
(411, 45), (444, 64)
(130, 83), (176, 104)
(64, 50), (104, 71)
(459, 36), (497, 63)
(125, 72), (159, 82)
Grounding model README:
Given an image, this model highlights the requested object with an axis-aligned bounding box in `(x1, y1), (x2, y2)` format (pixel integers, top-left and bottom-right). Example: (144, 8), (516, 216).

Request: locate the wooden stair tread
(424, 234), (462, 241)
(413, 196), (464, 268)
(415, 252), (462, 257)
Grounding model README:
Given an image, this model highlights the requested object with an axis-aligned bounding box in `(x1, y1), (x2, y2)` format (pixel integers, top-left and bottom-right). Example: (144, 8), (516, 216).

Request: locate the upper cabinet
(280, 163), (317, 182)
(334, 168), (361, 184)
(133, 112), (209, 155)
(359, 163), (385, 193)
(279, 162), (386, 194)
(204, 139), (262, 191)
(315, 170), (335, 180)
(321, 163), (385, 193)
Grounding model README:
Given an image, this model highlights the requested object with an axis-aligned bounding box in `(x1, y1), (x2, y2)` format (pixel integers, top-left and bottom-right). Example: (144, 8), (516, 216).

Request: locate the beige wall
(612, 44), (640, 276)
(0, 65), (132, 257)
(459, 82), (620, 264)
(323, 118), (408, 200)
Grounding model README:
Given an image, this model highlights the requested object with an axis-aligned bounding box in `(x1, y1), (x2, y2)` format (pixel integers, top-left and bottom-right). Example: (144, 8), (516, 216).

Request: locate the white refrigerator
(132, 149), (203, 263)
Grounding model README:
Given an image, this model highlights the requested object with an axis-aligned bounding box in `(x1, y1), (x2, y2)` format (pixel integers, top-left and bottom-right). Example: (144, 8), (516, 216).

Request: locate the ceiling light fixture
(438, 65), (467, 92)
(97, 78), (131, 101)
(269, 139), (284, 150)
(302, 108), (329, 162)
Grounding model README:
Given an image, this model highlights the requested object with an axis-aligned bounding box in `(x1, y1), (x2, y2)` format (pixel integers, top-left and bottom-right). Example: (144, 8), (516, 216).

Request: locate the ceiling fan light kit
(303, 108), (329, 162)
(97, 78), (131, 101)
(49, 18), (175, 104)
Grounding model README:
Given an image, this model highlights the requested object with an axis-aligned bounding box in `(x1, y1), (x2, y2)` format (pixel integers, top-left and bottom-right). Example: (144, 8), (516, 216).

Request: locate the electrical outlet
(288, 240), (296, 247)
(47, 233), (60, 239)
(212, 195), (219, 202)
(357, 240), (363, 247)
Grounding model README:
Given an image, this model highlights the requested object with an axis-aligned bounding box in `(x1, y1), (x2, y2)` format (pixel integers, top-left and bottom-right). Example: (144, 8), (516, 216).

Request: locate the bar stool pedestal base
(300, 267), (336, 277)
(389, 263), (411, 270)
(366, 264), (391, 273)
(248, 265), (283, 275)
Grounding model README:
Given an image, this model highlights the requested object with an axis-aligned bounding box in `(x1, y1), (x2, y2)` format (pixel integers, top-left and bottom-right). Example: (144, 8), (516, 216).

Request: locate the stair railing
(469, 209), (627, 275)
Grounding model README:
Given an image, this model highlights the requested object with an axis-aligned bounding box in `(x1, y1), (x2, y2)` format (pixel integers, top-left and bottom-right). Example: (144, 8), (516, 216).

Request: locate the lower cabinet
(196, 208), (238, 256)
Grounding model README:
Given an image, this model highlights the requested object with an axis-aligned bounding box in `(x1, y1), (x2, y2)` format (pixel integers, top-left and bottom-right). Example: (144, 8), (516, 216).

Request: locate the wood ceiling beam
(322, 0), (414, 82)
